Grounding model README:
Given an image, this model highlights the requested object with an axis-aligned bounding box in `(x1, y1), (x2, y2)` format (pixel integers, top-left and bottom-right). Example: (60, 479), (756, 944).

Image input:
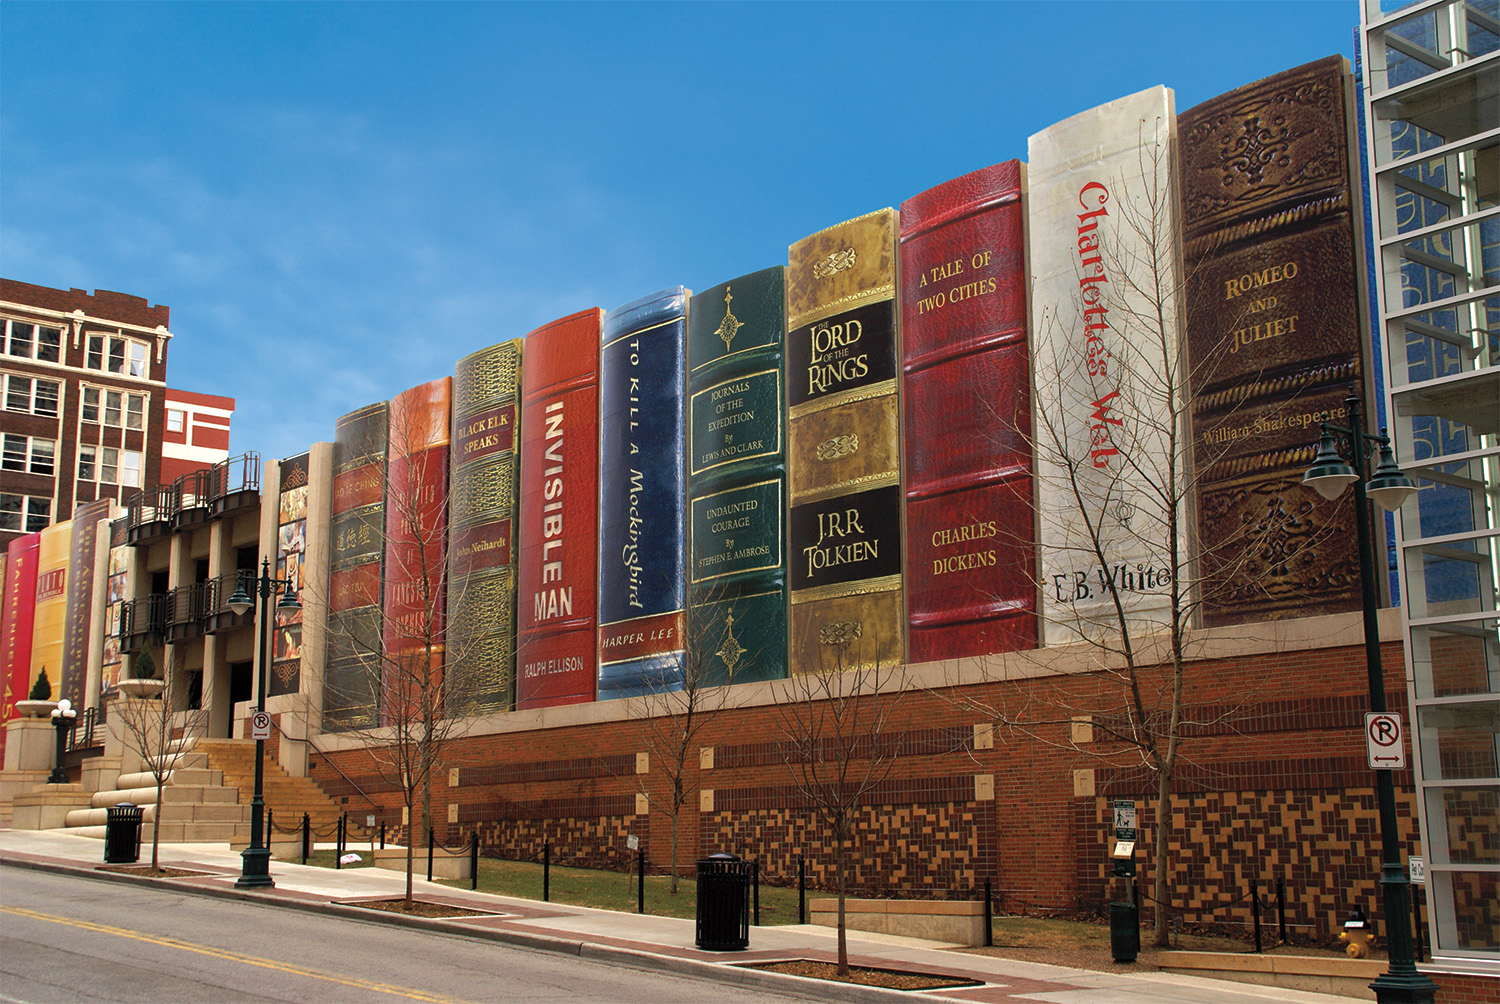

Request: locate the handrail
(269, 714), (380, 810)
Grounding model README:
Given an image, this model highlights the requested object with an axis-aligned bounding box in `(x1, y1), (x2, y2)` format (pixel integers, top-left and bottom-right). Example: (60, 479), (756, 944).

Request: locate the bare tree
(774, 640), (909, 976)
(631, 594), (753, 895)
(112, 641), (209, 872)
(318, 389), (486, 904)
(963, 120), (1292, 947)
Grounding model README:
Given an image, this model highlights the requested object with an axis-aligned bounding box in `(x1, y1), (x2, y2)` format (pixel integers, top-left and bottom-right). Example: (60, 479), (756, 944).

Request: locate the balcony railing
(171, 468), (213, 531)
(124, 485), (174, 546)
(120, 452), (261, 541)
(203, 571), (255, 634)
(208, 452), (260, 519)
(165, 582), (209, 644)
(118, 593), (168, 653)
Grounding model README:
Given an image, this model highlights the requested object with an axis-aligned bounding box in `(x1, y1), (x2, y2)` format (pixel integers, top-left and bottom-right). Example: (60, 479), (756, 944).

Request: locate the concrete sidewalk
(0, 828), (1370, 1004)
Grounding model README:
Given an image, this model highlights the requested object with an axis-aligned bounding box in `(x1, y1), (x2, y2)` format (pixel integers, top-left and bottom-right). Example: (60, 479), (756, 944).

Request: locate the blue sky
(2, 1), (1360, 463)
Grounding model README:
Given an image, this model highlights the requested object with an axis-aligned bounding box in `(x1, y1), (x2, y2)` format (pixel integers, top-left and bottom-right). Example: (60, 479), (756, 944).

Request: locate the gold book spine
(785, 209), (904, 674)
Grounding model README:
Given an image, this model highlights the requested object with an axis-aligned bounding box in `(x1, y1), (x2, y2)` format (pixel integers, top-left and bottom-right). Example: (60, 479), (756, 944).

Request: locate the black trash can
(104, 802), (144, 864)
(695, 853), (751, 951)
(1109, 900), (1140, 963)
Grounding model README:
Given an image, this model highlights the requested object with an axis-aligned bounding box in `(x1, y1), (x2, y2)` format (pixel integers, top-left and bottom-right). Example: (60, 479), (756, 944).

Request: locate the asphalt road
(0, 868), (811, 1004)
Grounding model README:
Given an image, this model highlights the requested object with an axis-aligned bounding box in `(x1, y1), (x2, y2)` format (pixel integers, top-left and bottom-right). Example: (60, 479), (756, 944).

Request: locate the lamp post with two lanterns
(1302, 389), (1435, 1004)
(227, 557), (300, 889)
(48, 698), (77, 784)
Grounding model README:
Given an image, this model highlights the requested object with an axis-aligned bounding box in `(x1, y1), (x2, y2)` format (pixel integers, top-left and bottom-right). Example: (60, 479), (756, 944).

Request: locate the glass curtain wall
(1360, 0), (1499, 963)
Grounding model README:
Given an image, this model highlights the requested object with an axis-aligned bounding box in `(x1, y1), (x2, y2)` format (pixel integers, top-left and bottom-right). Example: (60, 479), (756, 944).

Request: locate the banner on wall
(272, 452), (310, 697)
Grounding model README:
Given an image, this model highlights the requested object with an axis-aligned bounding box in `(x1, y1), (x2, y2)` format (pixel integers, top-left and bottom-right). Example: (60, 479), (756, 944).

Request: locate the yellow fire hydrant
(1340, 907), (1376, 958)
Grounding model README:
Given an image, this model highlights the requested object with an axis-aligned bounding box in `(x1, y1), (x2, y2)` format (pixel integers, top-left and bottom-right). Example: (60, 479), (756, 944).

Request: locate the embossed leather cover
(687, 266), (788, 687)
(1180, 56), (1365, 625)
(516, 309), (603, 709)
(597, 288), (689, 700)
(786, 210), (904, 674)
(325, 401), (388, 732)
(900, 162), (1037, 662)
(381, 378), (452, 726)
(449, 341), (523, 715)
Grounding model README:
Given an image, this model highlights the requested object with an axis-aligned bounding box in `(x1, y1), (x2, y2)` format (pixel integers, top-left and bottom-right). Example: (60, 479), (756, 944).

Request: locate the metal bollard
(470, 831), (479, 891)
(1252, 880), (1263, 953)
(380, 820), (386, 849)
(1277, 878), (1287, 944)
(752, 860), (760, 926)
(984, 879), (993, 947)
(543, 841), (550, 902)
(798, 855), (806, 925)
(427, 828), (435, 883)
(637, 847), (645, 914)
(301, 812), (310, 865)
(335, 814), (344, 869)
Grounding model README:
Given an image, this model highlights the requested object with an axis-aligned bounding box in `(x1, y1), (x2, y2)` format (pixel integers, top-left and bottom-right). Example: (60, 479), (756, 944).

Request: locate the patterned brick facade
(309, 635), (1441, 944)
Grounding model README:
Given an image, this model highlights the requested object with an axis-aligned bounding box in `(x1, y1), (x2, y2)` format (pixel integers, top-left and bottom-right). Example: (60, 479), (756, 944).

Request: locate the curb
(1, 854), (923, 1003)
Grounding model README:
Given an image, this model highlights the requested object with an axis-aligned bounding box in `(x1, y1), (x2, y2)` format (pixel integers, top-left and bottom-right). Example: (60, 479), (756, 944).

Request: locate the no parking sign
(1365, 712), (1405, 770)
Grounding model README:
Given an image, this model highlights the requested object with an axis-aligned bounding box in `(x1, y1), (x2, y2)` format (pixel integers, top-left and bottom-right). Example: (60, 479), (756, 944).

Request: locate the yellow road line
(1, 905), (476, 1003)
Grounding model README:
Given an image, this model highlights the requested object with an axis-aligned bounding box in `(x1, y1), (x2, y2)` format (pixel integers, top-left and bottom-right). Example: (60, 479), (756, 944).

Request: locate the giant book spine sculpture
(381, 378), (453, 725)
(325, 401), (388, 732)
(686, 266), (788, 686)
(786, 210), (905, 674)
(516, 310), (603, 709)
(1, 533), (42, 721)
(449, 341), (523, 715)
(597, 288), (689, 700)
(1179, 55), (1368, 624)
(901, 161), (1038, 662)
(1027, 85), (1187, 646)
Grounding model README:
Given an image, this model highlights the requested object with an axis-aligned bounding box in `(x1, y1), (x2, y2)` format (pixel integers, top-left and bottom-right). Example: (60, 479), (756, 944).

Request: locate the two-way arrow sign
(1365, 712), (1406, 770)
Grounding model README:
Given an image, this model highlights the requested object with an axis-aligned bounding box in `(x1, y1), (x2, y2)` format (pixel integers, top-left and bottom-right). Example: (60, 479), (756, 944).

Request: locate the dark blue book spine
(597, 287), (689, 700)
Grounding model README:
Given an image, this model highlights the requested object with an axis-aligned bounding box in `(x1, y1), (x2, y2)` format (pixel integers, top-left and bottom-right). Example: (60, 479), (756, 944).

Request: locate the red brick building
(1, 279), (233, 548)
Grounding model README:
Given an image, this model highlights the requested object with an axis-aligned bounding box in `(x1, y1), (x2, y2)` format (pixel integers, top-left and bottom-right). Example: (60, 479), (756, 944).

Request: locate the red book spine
(2, 534), (42, 725)
(515, 309), (603, 709)
(900, 161), (1038, 662)
(381, 378), (453, 725)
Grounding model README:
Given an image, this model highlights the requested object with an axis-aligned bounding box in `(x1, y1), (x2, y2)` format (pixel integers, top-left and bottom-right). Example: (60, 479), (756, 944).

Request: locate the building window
(121, 450), (141, 488)
(78, 445), (96, 481)
(3, 375), (60, 417)
(3, 321), (62, 363)
(0, 493), (51, 533)
(1, 434), (54, 476)
(167, 409), (185, 433)
(86, 334), (149, 377)
(101, 447), (118, 484)
(80, 386), (145, 428)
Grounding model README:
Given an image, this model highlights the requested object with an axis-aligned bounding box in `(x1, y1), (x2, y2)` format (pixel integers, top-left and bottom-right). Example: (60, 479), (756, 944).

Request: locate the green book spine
(686, 266), (788, 686)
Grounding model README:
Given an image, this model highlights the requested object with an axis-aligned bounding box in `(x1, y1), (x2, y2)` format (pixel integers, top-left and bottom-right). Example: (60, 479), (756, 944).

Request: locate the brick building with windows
(0, 279), (234, 548)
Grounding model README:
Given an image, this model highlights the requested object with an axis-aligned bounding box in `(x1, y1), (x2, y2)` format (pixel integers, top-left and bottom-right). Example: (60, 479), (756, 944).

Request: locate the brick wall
(309, 637), (1429, 932)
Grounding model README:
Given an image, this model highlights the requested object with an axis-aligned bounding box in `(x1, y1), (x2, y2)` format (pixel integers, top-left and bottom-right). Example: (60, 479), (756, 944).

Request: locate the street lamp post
(48, 698), (77, 784)
(1303, 390), (1436, 1004)
(229, 558), (299, 890)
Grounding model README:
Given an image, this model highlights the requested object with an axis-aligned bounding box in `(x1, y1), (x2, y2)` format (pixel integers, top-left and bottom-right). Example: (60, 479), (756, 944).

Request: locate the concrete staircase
(195, 739), (347, 835)
(63, 739), (252, 842)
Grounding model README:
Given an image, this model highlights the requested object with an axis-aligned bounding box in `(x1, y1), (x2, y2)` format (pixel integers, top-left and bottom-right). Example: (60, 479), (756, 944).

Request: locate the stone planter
(118, 679), (166, 699)
(13, 700), (57, 719)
